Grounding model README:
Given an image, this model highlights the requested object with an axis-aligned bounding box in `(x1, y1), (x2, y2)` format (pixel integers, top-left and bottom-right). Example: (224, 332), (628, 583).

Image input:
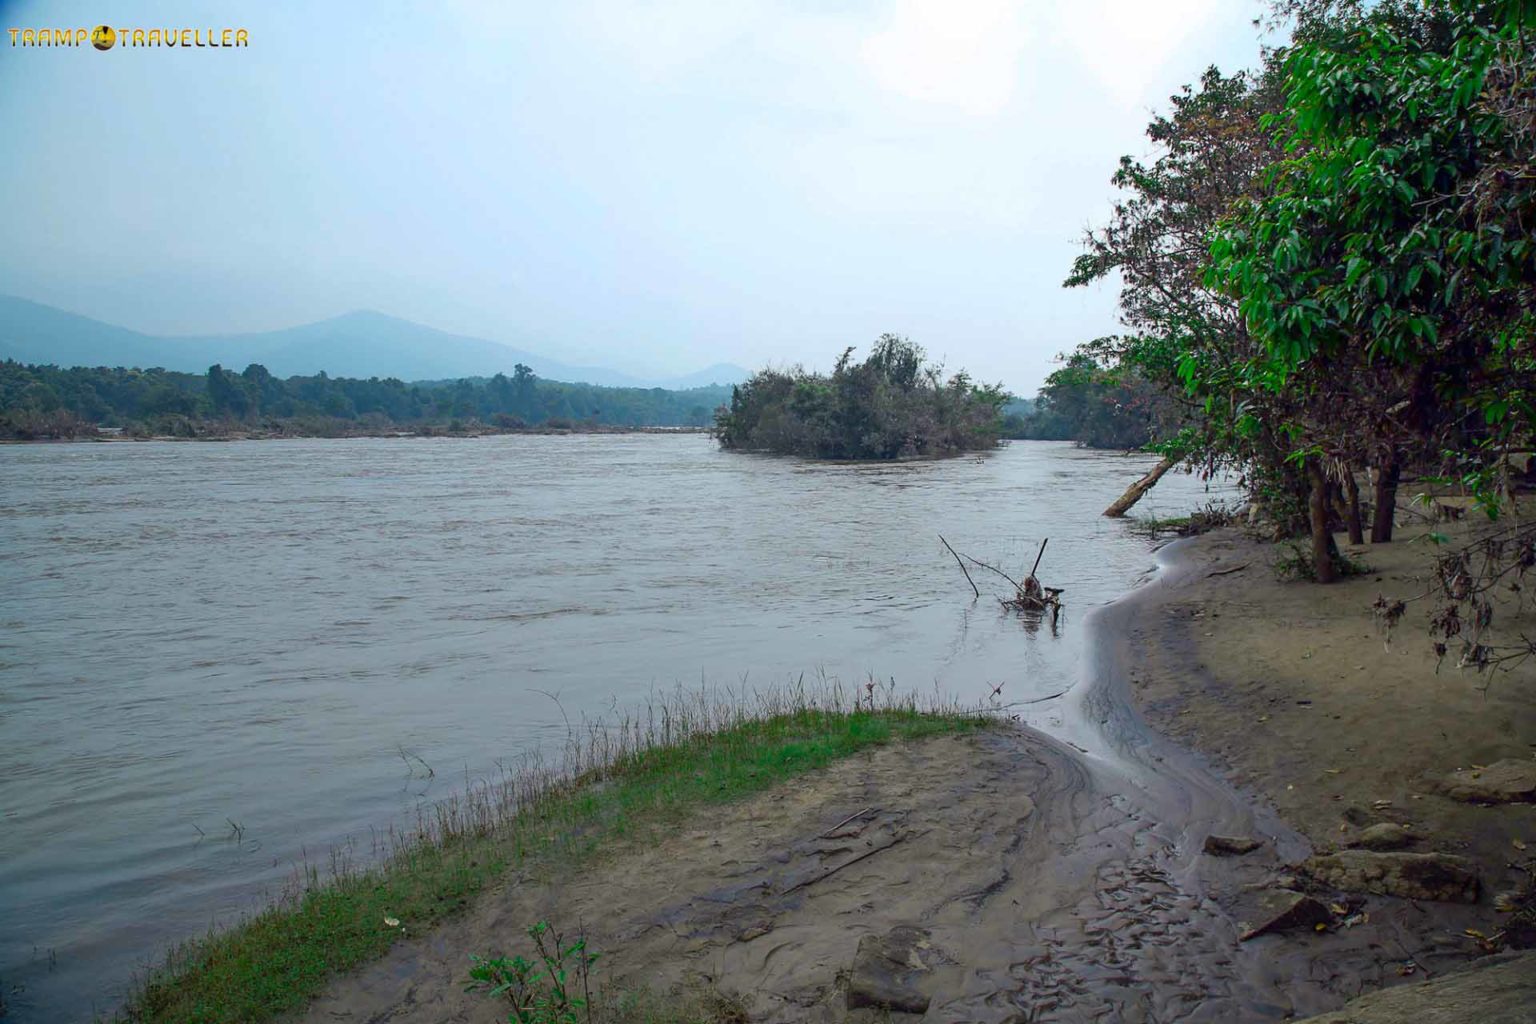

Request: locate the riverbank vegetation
(714, 335), (1005, 458)
(118, 686), (988, 1024)
(1046, 0), (1534, 604)
(0, 360), (729, 439)
(1002, 343), (1182, 449)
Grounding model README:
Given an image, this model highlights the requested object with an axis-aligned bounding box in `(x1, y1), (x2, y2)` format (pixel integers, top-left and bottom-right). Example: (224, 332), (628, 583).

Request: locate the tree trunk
(1308, 461), (1340, 584)
(1327, 481), (1347, 532)
(1370, 458), (1400, 543)
(1103, 455), (1176, 518)
(1342, 470), (1364, 546)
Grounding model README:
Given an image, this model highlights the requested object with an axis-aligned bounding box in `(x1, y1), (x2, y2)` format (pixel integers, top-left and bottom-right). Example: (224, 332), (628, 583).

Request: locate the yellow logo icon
(91, 25), (115, 50)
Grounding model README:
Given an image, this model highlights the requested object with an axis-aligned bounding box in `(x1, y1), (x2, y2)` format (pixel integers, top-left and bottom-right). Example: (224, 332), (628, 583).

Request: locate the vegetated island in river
(714, 334), (1007, 459)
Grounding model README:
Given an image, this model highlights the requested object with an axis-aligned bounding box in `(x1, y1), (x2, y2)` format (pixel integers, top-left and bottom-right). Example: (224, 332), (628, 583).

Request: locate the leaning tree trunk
(1342, 471), (1364, 546)
(1308, 461), (1340, 584)
(1371, 458), (1400, 543)
(1103, 455), (1176, 518)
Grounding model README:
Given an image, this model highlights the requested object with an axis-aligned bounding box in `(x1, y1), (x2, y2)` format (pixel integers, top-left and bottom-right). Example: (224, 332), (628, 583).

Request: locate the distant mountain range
(0, 295), (749, 389)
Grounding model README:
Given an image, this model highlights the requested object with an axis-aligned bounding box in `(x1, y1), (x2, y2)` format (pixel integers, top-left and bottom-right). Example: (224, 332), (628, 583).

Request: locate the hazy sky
(0, 1), (1267, 391)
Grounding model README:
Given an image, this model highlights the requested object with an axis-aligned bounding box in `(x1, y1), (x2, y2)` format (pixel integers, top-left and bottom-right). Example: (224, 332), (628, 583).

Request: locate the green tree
(1207, 0), (1536, 576)
(715, 337), (1004, 459)
(205, 364), (252, 419)
(1064, 62), (1312, 528)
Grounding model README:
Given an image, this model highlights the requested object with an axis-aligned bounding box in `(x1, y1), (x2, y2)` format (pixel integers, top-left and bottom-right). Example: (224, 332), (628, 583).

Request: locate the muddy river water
(1, 435), (1238, 1021)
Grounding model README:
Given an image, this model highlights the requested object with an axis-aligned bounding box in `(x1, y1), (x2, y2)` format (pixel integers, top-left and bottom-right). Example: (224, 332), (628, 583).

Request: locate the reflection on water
(0, 435), (1230, 1021)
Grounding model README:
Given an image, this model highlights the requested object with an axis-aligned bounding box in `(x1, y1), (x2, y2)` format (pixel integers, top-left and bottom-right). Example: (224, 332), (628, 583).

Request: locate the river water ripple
(0, 435), (1230, 1021)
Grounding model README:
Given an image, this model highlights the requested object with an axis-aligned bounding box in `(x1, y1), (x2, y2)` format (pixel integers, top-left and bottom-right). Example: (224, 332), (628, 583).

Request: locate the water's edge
(1073, 536), (1311, 860)
(0, 438), (1238, 1020)
(1032, 535), (1472, 1019)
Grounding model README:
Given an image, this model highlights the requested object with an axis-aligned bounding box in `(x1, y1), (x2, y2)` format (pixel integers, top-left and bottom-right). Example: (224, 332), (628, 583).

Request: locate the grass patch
(1128, 500), (1240, 540)
(1127, 514), (1193, 538)
(120, 685), (988, 1024)
(468, 919), (753, 1024)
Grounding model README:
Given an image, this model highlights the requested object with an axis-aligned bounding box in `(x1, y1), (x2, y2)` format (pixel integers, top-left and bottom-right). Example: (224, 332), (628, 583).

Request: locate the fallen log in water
(1104, 455), (1176, 517)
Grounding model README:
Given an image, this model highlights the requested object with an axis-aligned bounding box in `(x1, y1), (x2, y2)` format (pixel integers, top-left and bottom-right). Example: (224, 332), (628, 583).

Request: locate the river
(0, 435), (1231, 1021)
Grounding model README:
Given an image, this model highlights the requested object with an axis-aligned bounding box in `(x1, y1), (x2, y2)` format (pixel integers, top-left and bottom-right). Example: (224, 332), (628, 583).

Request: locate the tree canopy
(715, 335), (1005, 459)
(1005, 342), (1182, 449)
(1054, 0), (1535, 587)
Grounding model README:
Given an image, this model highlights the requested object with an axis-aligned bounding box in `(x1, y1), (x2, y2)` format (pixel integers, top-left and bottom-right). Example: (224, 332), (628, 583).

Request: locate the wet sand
(1127, 526), (1536, 918)
(289, 531), (1527, 1022)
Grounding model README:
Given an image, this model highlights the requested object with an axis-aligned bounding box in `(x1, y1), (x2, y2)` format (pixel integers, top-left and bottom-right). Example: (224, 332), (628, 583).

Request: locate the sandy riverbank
(1128, 524), (1536, 918)
(272, 524), (1536, 1022)
(285, 721), (1419, 1024)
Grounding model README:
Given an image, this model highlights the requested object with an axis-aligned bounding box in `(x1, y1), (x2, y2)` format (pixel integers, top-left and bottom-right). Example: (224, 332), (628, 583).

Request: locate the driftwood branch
(820, 806), (875, 838)
(944, 538), (1062, 617)
(1104, 455), (1176, 517)
(782, 830), (913, 894)
(939, 535), (978, 598)
(995, 688), (1071, 708)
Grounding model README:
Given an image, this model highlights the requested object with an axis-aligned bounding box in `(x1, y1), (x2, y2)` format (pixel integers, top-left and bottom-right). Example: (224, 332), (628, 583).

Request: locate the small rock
(737, 920), (774, 942)
(846, 926), (939, 1013)
(1205, 834), (1264, 857)
(1342, 806), (1378, 826)
(1237, 889), (1333, 941)
(1431, 759), (1536, 804)
(1302, 851), (1480, 903)
(1349, 823), (1417, 852)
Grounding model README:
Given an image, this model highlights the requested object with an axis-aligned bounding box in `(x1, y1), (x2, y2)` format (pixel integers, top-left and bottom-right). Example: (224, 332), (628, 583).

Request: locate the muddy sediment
(295, 539), (1512, 1023)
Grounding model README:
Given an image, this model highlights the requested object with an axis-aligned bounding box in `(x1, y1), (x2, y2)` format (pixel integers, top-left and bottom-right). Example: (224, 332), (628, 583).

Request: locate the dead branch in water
(1104, 455), (1176, 517)
(942, 538), (1064, 619)
(964, 553), (1024, 592)
(939, 535), (978, 598)
(1003, 539), (1058, 616)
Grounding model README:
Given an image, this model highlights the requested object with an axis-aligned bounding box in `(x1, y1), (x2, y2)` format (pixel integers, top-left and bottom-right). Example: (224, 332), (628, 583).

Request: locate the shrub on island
(715, 335), (1005, 459)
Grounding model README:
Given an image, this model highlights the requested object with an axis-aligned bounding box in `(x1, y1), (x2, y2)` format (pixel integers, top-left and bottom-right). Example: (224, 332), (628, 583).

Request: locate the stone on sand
(1430, 759), (1536, 804)
(1204, 834), (1264, 856)
(1302, 850), (1480, 903)
(1348, 823), (1416, 851)
(1236, 889), (1333, 941)
(846, 926), (940, 1014)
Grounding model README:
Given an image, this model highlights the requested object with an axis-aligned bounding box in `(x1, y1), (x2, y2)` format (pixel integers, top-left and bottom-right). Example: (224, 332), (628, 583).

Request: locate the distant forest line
(1, 355), (1065, 450)
(0, 360), (731, 439)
